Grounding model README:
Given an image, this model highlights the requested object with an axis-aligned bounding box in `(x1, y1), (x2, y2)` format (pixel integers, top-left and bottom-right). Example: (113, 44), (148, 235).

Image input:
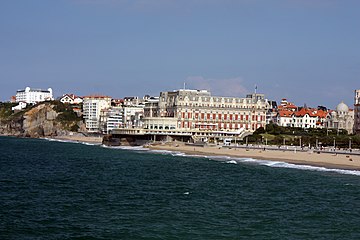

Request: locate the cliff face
(0, 116), (23, 136)
(0, 102), (84, 138)
(22, 104), (61, 137)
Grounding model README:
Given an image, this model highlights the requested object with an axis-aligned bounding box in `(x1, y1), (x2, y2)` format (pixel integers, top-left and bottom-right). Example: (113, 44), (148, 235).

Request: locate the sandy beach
(49, 135), (103, 144)
(149, 143), (360, 170)
(43, 135), (360, 171)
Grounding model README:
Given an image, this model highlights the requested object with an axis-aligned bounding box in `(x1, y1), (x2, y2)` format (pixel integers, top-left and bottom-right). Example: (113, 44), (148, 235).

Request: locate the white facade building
(16, 87), (53, 104)
(143, 89), (270, 132)
(277, 108), (328, 129)
(83, 96), (111, 132)
(292, 111), (317, 129)
(106, 107), (124, 134)
(60, 94), (83, 105)
(11, 102), (27, 111)
(276, 110), (293, 127)
(60, 95), (74, 104)
(123, 105), (144, 128)
(327, 102), (354, 134)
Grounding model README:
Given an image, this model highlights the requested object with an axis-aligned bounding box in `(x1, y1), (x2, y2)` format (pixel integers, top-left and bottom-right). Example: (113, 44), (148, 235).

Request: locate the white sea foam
(226, 160), (237, 164)
(210, 155), (232, 160)
(101, 145), (149, 151)
(44, 138), (360, 176)
(145, 149), (360, 176)
(172, 152), (186, 157)
(213, 157), (360, 176)
(44, 138), (101, 146)
(44, 138), (80, 144)
(151, 149), (176, 154)
(44, 138), (71, 143)
(262, 161), (360, 176)
(82, 142), (101, 146)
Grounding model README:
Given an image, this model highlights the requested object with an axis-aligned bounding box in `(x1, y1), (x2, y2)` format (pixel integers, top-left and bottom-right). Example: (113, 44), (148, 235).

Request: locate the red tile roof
(315, 109), (328, 118)
(278, 103), (297, 111)
(294, 108), (317, 117)
(278, 110), (294, 117)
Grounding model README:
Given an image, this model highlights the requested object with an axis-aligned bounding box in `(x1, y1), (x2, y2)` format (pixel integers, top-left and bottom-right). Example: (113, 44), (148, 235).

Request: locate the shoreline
(0, 133), (104, 144)
(148, 143), (360, 171)
(46, 135), (103, 144)
(2, 134), (360, 172)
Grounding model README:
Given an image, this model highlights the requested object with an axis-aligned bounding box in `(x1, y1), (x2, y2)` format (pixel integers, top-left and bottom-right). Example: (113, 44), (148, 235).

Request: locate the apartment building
(83, 95), (111, 132)
(16, 87), (53, 104)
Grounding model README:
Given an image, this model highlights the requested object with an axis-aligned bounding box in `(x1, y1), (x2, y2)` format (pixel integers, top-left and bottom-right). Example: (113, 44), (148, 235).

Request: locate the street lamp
(349, 137), (352, 151)
(333, 137), (336, 151)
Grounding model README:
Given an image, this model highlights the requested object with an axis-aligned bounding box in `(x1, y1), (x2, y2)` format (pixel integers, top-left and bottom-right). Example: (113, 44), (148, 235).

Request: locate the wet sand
(50, 135), (103, 144)
(149, 143), (360, 170)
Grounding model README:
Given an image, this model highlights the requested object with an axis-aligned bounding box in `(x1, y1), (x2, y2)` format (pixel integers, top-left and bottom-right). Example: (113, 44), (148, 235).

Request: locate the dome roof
(336, 101), (349, 112)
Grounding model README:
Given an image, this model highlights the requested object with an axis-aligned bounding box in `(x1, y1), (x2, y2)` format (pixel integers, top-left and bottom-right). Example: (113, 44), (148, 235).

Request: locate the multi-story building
(266, 100), (278, 124)
(97, 95), (156, 133)
(354, 89), (360, 134)
(15, 87), (53, 104)
(326, 101), (354, 134)
(106, 107), (124, 134)
(123, 105), (145, 128)
(277, 107), (329, 129)
(123, 96), (141, 106)
(143, 89), (270, 132)
(82, 95), (111, 132)
(292, 108), (318, 129)
(276, 110), (294, 127)
(123, 95), (156, 107)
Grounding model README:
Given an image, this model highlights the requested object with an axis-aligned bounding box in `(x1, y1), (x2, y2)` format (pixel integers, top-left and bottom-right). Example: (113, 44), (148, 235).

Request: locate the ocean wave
(150, 149), (175, 154)
(43, 139), (360, 176)
(260, 160), (360, 176)
(145, 148), (360, 176)
(101, 145), (150, 151)
(226, 160), (238, 164)
(216, 157), (360, 176)
(43, 138), (101, 146)
(44, 138), (79, 144)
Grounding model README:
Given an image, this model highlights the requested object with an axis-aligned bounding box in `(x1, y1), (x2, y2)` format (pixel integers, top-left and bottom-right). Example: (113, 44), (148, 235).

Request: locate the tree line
(247, 123), (360, 149)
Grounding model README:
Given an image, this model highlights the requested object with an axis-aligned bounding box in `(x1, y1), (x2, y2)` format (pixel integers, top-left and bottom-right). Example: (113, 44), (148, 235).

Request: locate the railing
(223, 144), (360, 156)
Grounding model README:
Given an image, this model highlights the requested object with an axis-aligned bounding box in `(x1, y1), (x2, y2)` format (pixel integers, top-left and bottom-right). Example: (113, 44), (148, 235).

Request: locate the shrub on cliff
(0, 102), (17, 119)
(51, 101), (82, 131)
(56, 110), (80, 122)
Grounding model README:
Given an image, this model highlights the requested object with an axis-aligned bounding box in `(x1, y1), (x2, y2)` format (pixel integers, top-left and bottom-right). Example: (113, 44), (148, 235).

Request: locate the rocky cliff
(0, 101), (85, 138)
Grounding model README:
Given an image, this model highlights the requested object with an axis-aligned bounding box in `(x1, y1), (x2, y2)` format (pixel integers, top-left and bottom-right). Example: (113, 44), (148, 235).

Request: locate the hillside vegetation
(248, 123), (360, 149)
(0, 101), (83, 137)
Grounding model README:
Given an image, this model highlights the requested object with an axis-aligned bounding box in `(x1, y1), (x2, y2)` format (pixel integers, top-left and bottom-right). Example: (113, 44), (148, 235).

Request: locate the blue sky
(1, 0), (359, 109)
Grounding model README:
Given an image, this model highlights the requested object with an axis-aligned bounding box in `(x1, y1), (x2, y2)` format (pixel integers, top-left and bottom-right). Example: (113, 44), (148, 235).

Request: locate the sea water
(1, 136), (360, 239)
